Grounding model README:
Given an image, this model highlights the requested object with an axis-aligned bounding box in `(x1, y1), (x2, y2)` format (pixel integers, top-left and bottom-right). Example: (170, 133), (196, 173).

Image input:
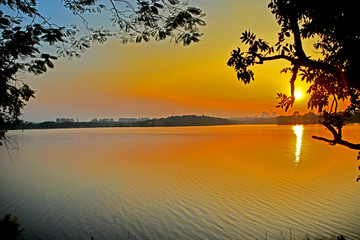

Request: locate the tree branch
(259, 54), (342, 80)
(289, 16), (307, 59)
(321, 121), (342, 141)
(312, 136), (360, 150)
(259, 54), (294, 63)
(109, 0), (122, 21)
(290, 64), (299, 101)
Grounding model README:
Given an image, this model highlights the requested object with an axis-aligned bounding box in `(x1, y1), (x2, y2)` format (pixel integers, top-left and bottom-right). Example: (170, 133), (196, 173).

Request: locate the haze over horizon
(22, 0), (316, 122)
(24, 112), (282, 123)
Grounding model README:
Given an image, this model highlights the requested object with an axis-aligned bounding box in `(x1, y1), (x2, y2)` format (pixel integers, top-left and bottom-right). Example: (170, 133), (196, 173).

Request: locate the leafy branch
(227, 0), (360, 150)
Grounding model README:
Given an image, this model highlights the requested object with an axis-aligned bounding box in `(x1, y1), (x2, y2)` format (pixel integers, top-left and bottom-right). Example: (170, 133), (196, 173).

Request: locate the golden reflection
(293, 125), (303, 165)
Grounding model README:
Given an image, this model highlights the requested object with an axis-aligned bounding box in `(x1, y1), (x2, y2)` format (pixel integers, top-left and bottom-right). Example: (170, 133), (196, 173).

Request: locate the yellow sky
(23, 0), (314, 122)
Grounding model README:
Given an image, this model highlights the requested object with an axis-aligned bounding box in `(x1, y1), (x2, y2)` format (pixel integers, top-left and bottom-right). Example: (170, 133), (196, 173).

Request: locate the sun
(294, 90), (304, 100)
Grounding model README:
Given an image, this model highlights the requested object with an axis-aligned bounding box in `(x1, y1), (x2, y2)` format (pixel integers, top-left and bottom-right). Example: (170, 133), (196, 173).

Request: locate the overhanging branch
(259, 54), (294, 63)
(259, 54), (341, 79)
(312, 136), (360, 150)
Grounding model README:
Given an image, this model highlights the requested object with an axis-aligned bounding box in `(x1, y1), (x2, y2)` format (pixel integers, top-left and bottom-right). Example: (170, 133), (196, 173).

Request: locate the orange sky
(23, 0), (315, 122)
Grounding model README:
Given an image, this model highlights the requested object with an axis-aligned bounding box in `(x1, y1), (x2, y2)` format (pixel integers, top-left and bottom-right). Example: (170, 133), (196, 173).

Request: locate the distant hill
(136, 115), (233, 127)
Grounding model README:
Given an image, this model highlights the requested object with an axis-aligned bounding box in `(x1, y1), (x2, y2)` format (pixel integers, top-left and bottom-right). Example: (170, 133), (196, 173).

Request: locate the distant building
(118, 118), (149, 123)
(97, 118), (114, 122)
(56, 118), (74, 123)
(118, 118), (137, 122)
(91, 118), (99, 122)
(261, 111), (271, 118)
(261, 111), (277, 118)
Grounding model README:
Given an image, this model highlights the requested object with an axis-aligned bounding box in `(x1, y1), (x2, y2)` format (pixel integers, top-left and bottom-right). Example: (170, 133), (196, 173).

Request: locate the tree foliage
(227, 0), (360, 149)
(0, 214), (24, 240)
(0, 0), (205, 144)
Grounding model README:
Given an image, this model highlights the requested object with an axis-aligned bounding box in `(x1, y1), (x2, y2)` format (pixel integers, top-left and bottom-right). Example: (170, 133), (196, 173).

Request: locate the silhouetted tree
(227, 0), (360, 149)
(0, 0), (205, 144)
(0, 214), (24, 240)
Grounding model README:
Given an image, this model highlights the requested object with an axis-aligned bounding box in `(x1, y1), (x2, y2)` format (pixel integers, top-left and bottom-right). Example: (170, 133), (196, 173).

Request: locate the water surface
(0, 124), (359, 239)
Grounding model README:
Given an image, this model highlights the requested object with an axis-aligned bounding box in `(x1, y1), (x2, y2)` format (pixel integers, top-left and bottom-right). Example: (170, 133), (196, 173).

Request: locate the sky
(22, 0), (315, 122)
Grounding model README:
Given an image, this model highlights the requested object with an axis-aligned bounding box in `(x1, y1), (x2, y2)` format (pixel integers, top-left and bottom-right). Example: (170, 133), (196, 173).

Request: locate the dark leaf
(45, 59), (54, 68)
(168, 0), (180, 5)
(153, 3), (164, 9)
(187, 7), (202, 15)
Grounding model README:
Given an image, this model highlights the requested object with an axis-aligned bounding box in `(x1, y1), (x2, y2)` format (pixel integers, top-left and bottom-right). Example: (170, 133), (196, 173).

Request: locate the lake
(0, 124), (359, 240)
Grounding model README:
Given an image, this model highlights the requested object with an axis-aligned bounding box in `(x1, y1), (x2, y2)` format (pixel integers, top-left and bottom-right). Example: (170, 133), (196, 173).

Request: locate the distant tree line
(277, 112), (319, 125)
(10, 115), (233, 130)
(137, 115), (233, 127)
(10, 113), (360, 130)
(277, 112), (360, 125)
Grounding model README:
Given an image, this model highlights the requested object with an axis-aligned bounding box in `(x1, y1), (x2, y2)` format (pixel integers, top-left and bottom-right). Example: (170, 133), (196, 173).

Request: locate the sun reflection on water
(293, 125), (303, 165)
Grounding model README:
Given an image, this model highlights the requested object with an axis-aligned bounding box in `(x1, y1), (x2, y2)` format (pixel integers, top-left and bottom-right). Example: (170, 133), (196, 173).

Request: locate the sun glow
(294, 90), (304, 100)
